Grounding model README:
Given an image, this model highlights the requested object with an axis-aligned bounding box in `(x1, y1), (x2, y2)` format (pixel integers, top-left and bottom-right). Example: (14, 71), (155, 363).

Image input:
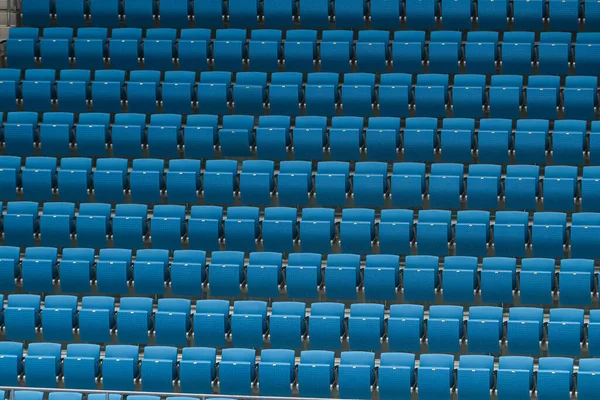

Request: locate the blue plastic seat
(147, 113), (183, 158)
(224, 206), (260, 252)
(74, 28), (107, 70)
(442, 256), (478, 303)
(457, 355), (494, 400)
(365, 117), (401, 160)
(497, 356), (534, 400)
(194, 300), (230, 347)
(188, 206), (223, 251)
(578, 359), (600, 399)
(155, 298), (191, 346)
(269, 302), (306, 349)
(197, 71), (231, 115)
(270, 72), (303, 116)
(477, 118), (512, 164)
(1, 117), (33, 159)
(519, 258), (555, 305)
(429, 31), (462, 73)
(339, 208), (375, 254)
(404, 255), (439, 302)
(22, 69), (55, 112)
(0, 246), (21, 292)
(507, 307), (543, 354)
(170, 250), (206, 297)
(429, 163), (464, 209)
(166, 159), (201, 204)
(489, 75), (523, 119)
(262, 207), (297, 253)
(526, 76), (560, 119)
(179, 347), (217, 394)
(5, 294), (41, 341)
(208, 251), (244, 297)
(0, 342), (24, 386)
(378, 209), (413, 256)
(258, 349), (296, 397)
(193, 0), (223, 27)
(391, 31), (424, 73)
(203, 159), (237, 205)
(315, 161), (349, 206)
(74, 114), (110, 156)
(406, 0), (437, 28)
(427, 305), (464, 353)
(240, 160), (274, 205)
(325, 254), (361, 300)
(387, 304), (424, 352)
(575, 33), (600, 75)
(356, 31), (389, 73)
(543, 166), (578, 211)
(308, 302), (345, 350)
(403, 117), (438, 162)
(103, 345), (140, 390)
(338, 352), (375, 400)
(417, 210), (452, 256)
(22, 156), (57, 201)
(305, 72), (338, 116)
(467, 306), (503, 354)
(589, 311), (600, 356)
(559, 258), (594, 306)
(466, 164), (501, 210)
(552, 119), (587, 165)
(564, 76), (597, 120)
(531, 212), (567, 258)
(213, 29), (245, 72)
(127, 70), (160, 114)
(22, 247), (58, 293)
(278, 161), (313, 206)
(231, 301), (267, 348)
(246, 251), (283, 298)
(25, 343), (62, 388)
(465, 32), (498, 75)
(219, 115), (255, 157)
(286, 252), (322, 299)
(547, 308), (584, 356)
(129, 158), (164, 204)
(298, 0), (330, 28)
(117, 297), (153, 345)
(505, 165), (540, 211)
(583, 166), (600, 211)
(538, 32), (571, 75)
(234, 72), (267, 114)
(571, 212), (600, 259)
(40, 202), (75, 248)
(111, 113), (145, 158)
(249, 30), (282, 72)
(92, 70), (124, 113)
(347, 304), (385, 351)
(263, 0), (295, 27)
(109, 29), (141, 70)
(78, 296), (115, 343)
(452, 74), (486, 118)
(4, 201), (39, 247)
(342, 73), (376, 117)
(148, 205), (185, 251)
(298, 350), (335, 398)
(112, 204), (147, 250)
(184, 114), (218, 159)
(391, 162), (425, 208)
(481, 257), (516, 304)
(537, 357), (575, 400)
(42, 295), (78, 342)
(94, 158), (128, 203)
(39, 112), (74, 157)
(40, 33), (72, 70)
(415, 74), (448, 117)
(328, 115), (364, 160)
(494, 211), (529, 257)
(141, 346), (178, 393)
(378, 353), (415, 400)
(284, 30), (317, 73)
(513, 0), (544, 30)
(60, 248), (95, 294)
(418, 354), (455, 400)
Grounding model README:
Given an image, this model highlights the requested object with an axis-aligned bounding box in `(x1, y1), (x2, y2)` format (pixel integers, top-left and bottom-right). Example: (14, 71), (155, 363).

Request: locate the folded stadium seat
(42, 295), (78, 342)
(269, 73), (303, 116)
(406, 0), (437, 28)
(315, 161), (350, 206)
(5, 294), (40, 341)
(544, 166), (578, 211)
(124, 0), (155, 27)
(24, 342), (62, 388)
(89, 0), (120, 27)
(3, 113), (38, 157)
(129, 158), (165, 204)
(355, 30), (389, 73)
(547, 308), (584, 356)
(429, 31), (462, 74)
(390, 162), (425, 208)
(262, 207), (297, 253)
(337, 352), (375, 400)
(255, 115), (291, 160)
(0, 246), (20, 292)
(377, 73), (411, 118)
(193, 300), (230, 347)
(342, 73), (376, 117)
(519, 258), (555, 305)
(360, 255), (399, 301)
(0, 342), (21, 386)
(559, 258), (595, 306)
(93, 158), (128, 203)
(305, 72), (339, 116)
(443, 0), (473, 28)
(135, 246), (170, 294)
(22, 0), (52, 26)
(579, 359), (600, 400)
(537, 358), (575, 399)
(3, 201), (38, 247)
(404, 117), (438, 162)
(78, 296), (115, 343)
(157, 0), (189, 27)
(74, 28), (107, 70)
(513, 0), (544, 30)
(297, 350), (335, 398)
(284, 30), (317, 73)
(477, 119), (512, 164)
(224, 206), (260, 252)
(329, 115), (364, 160)
(417, 354), (455, 400)
(39, 202), (75, 248)
(339, 207), (375, 254)
(378, 209), (413, 257)
(140, 346), (178, 392)
(526, 76), (560, 120)
(375, 355), (416, 400)
(263, 0), (296, 28)
(213, 29), (246, 72)
(455, 210), (490, 257)
(392, 31), (425, 74)
(22, 247), (58, 293)
(352, 162), (388, 207)
(22, 156), (57, 201)
(147, 113), (182, 158)
(143, 28), (176, 71)
(415, 74), (449, 117)
(233, 73), (267, 116)
(551, 0), (580, 30)
(592, 124), (600, 166)
(497, 356), (535, 400)
(417, 209), (452, 256)
(403, 255), (439, 302)
(112, 204), (148, 249)
(6, 29), (37, 70)
(531, 212), (567, 258)
(489, 75), (523, 119)
(552, 119), (586, 165)
(22, 69), (55, 112)
(457, 355), (494, 400)
(564, 76), (597, 120)
(278, 161), (313, 206)
(538, 32), (571, 76)
(466, 164), (502, 210)
(442, 256), (483, 303)
(365, 116), (401, 160)
(117, 297), (153, 345)
(507, 307), (544, 354)
(571, 212), (600, 259)
(589, 311), (600, 356)
(248, 30), (281, 72)
(90, 70), (124, 113)
(505, 164), (540, 211)
(480, 257), (517, 304)
(229, 0), (260, 28)
(452, 74), (485, 118)
(575, 33), (600, 75)
(0, 69), (21, 112)
(155, 298), (191, 346)
(231, 301), (267, 348)
(127, 70), (160, 114)
(166, 159), (201, 204)
(258, 349), (296, 397)
(269, 301), (306, 349)
(429, 163), (464, 209)
(170, 250), (206, 296)
(208, 251), (245, 297)
(308, 302), (345, 349)
(464, 32), (498, 75)
(427, 305), (465, 353)
(38, 112), (74, 157)
(109, 28), (142, 70)
(335, 0), (366, 28)
(300, 208), (336, 255)
(173, 30), (208, 73)
(325, 253), (361, 300)
(184, 114), (218, 159)
(494, 211), (529, 258)
(219, 115), (255, 157)
(103, 345), (140, 390)
(40, 28), (73, 70)
(188, 205), (223, 251)
(246, 251), (283, 298)
(179, 347), (217, 393)
(385, 304), (425, 353)
(60, 247), (95, 293)
(586, 0), (600, 28)
(290, 116), (327, 160)
(286, 252), (322, 298)
(57, 70), (90, 113)
(467, 306), (503, 354)
(193, 0), (224, 28)
(63, 344), (101, 389)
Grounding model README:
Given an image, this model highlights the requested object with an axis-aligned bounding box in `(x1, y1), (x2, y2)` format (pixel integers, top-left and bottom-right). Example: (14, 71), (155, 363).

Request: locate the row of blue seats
(0, 393), (119, 400)
(1, 241), (598, 304)
(21, 0), (600, 32)
(8, 28), (600, 77)
(2, 70), (597, 120)
(3, 292), (600, 356)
